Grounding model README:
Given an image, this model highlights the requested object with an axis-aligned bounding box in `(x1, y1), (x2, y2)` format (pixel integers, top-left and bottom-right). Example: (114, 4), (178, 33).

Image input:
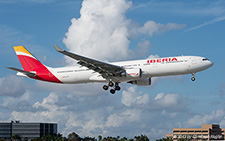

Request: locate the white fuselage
(48, 56), (213, 84)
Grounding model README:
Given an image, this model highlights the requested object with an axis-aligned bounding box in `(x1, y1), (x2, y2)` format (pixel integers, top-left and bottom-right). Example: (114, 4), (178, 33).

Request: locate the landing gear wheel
(110, 89), (115, 94)
(115, 86), (121, 91)
(104, 82), (121, 94)
(108, 81), (114, 87)
(103, 85), (109, 90)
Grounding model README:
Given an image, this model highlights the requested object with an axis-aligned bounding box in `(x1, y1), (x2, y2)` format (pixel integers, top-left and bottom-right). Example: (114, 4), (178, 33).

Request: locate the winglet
(53, 45), (64, 52)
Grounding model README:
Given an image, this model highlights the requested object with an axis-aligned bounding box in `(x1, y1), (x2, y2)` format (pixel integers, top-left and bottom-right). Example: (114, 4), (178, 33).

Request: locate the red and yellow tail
(14, 46), (43, 72)
(13, 46), (61, 83)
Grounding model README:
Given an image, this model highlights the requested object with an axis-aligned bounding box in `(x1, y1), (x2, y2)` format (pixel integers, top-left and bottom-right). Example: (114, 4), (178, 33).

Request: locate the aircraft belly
(61, 71), (93, 84)
(50, 68), (92, 84)
(89, 75), (107, 82)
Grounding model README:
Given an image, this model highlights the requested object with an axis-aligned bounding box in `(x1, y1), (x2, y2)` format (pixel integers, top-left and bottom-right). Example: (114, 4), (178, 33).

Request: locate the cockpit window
(202, 58), (209, 61)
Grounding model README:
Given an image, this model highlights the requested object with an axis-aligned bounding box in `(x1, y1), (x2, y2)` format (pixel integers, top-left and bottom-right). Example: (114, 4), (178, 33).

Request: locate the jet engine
(128, 78), (151, 86)
(124, 68), (142, 78)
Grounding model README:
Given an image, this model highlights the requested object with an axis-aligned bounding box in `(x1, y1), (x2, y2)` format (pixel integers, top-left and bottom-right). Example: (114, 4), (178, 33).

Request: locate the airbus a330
(7, 45), (214, 94)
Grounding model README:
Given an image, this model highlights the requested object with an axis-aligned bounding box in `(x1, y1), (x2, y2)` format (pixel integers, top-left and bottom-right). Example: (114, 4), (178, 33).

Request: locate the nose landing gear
(103, 81), (121, 94)
(191, 73), (196, 81)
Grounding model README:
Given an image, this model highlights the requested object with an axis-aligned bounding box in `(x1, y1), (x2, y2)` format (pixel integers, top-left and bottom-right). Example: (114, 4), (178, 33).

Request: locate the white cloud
(2, 91), (30, 107)
(0, 75), (27, 97)
(63, 0), (185, 64)
(186, 109), (225, 127)
(148, 54), (160, 59)
(154, 93), (164, 100)
(139, 21), (186, 37)
(134, 40), (152, 58)
(8, 86), (189, 139)
(63, 0), (133, 63)
(106, 109), (141, 128)
(121, 87), (149, 107)
(35, 81), (104, 96)
(154, 93), (180, 108)
(0, 90), (47, 114)
(121, 87), (186, 112)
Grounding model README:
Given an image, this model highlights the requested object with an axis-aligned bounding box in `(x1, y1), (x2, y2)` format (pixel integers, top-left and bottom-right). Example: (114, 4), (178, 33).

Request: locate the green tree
(120, 137), (128, 141)
(41, 134), (53, 141)
(41, 133), (65, 141)
(156, 137), (173, 141)
(68, 132), (81, 141)
(31, 137), (41, 141)
(98, 135), (102, 141)
(54, 133), (64, 141)
(23, 137), (28, 141)
(62, 137), (68, 141)
(178, 139), (187, 141)
(134, 135), (149, 141)
(83, 136), (96, 141)
(11, 134), (21, 141)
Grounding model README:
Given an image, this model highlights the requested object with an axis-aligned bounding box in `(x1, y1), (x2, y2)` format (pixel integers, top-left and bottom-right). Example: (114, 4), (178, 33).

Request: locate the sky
(0, 0), (225, 140)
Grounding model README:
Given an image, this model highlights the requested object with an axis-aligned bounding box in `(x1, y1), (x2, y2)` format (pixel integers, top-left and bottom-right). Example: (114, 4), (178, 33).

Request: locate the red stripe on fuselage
(17, 55), (62, 83)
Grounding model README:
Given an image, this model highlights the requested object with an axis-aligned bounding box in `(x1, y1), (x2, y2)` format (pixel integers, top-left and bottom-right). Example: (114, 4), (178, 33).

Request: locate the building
(166, 124), (225, 141)
(0, 122), (12, 139)
(0, 121), (57, 140)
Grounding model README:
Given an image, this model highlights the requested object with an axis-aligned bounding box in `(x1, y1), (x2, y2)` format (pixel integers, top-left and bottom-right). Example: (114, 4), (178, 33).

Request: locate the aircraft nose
(208, 61), (214, 68)
(210, 61), (214, 67)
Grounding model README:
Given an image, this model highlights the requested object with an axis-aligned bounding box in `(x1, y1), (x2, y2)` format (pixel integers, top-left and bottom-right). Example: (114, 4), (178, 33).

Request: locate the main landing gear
(191, 73), (196, 81)
(103, 81), (121, 94)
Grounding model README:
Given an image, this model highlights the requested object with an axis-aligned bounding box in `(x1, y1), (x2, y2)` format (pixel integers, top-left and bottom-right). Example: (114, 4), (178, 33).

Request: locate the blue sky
(0, 0), (225, 140)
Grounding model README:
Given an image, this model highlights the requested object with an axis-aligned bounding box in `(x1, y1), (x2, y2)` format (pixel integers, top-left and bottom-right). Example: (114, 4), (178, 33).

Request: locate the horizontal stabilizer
(6, 67), (36, 77)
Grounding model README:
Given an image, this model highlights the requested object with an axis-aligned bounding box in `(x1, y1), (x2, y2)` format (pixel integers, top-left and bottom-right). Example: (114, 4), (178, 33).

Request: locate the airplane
(7, 45), (214, 94)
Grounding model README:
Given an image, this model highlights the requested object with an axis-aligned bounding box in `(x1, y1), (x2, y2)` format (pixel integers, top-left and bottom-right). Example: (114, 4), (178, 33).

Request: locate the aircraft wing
(6, 67), (36, 77)
(54, 45), (124, 78)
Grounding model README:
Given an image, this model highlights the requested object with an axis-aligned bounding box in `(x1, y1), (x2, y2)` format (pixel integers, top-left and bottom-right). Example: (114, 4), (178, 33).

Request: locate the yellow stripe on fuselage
(14, 46), (33, 56)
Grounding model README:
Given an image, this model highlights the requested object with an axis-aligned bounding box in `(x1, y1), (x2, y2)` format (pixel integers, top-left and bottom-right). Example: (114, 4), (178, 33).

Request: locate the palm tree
(98, 135), (102, 141)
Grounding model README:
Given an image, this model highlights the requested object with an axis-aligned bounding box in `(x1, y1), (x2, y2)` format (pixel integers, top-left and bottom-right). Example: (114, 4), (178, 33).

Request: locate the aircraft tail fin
(13, 46), (44, 72)
(8, 46), (62, 83)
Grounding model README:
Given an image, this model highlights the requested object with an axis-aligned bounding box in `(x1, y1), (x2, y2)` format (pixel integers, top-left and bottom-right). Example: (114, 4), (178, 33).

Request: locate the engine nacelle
(128, 78), (151, 86)
(125, 68), (142, 78)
